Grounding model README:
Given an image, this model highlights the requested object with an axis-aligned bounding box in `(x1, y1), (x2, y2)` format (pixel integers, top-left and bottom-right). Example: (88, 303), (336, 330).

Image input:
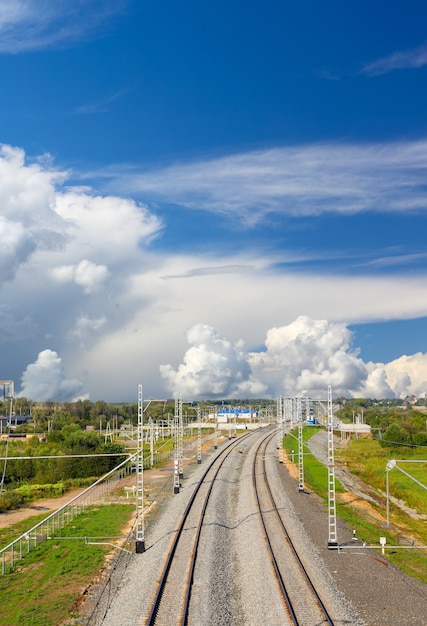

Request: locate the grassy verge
(282, 428), (427, 584)
(336, 438), (427, 515)
(0, 504), (134, 625)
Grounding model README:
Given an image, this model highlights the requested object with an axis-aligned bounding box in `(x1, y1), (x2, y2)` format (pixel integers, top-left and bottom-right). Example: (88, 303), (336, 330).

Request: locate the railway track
(145, 432), (253, 626)
(95, 427), (350, 625)
(253, 431), (336, 625)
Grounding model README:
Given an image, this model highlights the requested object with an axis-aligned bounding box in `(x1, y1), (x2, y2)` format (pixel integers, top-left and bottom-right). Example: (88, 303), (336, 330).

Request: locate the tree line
(336, 398), (427, 447)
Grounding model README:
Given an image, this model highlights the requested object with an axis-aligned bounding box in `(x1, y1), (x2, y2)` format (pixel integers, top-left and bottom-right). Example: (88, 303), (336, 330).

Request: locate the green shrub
(0, 491), (25, 513)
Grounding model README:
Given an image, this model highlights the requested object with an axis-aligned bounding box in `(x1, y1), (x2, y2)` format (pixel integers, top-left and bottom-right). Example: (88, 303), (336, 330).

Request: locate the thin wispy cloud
(103, 139), (427, 225)
(361, 251), (427, 269)
(0, 0), (130, 53)
(74, 86), (133, 115)
(161, 264), (256, 280)
(362, 42), (427, 76)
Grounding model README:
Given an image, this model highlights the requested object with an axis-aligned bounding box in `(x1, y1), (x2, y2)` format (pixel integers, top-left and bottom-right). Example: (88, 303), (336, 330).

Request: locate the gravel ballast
(278, 429), (427, 626)
(82, 427), (427, 625)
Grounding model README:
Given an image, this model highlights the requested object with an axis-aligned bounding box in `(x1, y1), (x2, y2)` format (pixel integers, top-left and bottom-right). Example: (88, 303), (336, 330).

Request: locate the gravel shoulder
(87, 428), (427, 625)
(4, 428), (425, 625)
(280, 429), (427, 626)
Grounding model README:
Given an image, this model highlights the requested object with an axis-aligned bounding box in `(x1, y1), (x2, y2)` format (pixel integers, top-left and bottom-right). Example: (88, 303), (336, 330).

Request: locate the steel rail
(253, 432), (335, 626)
(146, 430), (254, 626)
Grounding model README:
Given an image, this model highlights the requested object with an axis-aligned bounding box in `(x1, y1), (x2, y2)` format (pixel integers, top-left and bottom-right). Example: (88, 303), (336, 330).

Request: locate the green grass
(0, 504), (134, 625)
(282, 428), (427, 583)
(0, 512), (52, 550)
(337, 438), (427, 514)
(283, 427), (345, 498)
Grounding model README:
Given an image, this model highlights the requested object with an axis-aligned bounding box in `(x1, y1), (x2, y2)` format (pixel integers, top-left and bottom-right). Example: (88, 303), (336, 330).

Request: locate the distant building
(217, 408), (256, 423)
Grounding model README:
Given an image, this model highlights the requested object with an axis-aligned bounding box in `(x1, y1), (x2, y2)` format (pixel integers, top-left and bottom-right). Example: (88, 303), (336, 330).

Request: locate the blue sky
(1, 0), (427, 402)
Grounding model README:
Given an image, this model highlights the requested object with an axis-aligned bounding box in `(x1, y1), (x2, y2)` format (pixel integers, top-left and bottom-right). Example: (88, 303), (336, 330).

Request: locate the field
(282, 428), (427, 583)
(0, 503), (134, 625)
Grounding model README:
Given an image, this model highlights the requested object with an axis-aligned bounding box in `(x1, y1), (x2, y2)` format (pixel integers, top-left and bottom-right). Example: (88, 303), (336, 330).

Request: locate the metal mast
(197, 405), (202, 464)
(306, 396), (313, 421)
(284, 397), (292, 425)
(327, 385), (338, 547)
(0, 381), (14, 496)
(177, 397), (184, 478)
(149, 417), (154, 467)
(297, 397), (305, 492)
(0, 380), (14, 402)
(276, 395), (283, 448)
(290, 396), (296, 429)
(135, 384), (145, 553)
(173, 397), (183, 493)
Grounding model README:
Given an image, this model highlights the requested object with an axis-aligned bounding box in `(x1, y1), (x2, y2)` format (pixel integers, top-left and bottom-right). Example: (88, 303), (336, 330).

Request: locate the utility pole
(276, 396), (283, 449)
(177, 397), (184, 479)
(297, 397), (305, 492)
(135, 384), (145, 553)
(0, 381), (14, 496)
(327, 385), (338, 548)
(197, 405), (202, 464)
(173, 397), (182, 493)
(104, 422), (112, 443)
(149, 418), (154, 467)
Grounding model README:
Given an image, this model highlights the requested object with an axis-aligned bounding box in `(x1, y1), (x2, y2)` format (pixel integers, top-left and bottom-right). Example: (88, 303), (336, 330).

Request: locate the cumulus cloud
(2, 141), (427, 402)
(160, 324), (266, 398)
(0, 144), (65, 281)
(18, 349), (87, 401)
(54, 190), (161, 256)
(0, 145), (64, 219)
(0, 217), (35, 282)
(108, 138), (427, 225)
(382, 353), (427, 398)
(52, 259), (110, 294)
(0, 143), (161, 276)
(0, 143), (165, 399)
(248, 317), (369, 397)
(360, 366), (392, 399)
(67, 314), (107, 344)
(160, 316), (427, 401)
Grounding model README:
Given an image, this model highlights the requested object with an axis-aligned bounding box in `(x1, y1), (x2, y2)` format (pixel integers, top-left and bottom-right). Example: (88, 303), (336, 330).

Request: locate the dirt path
(0, 488), (88, 529)
(0, 435), (220, 532)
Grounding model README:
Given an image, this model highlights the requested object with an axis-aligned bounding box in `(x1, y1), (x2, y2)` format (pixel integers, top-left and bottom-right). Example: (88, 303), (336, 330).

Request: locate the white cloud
(18, 349), (87, 402)
(0, 1), (130, 53)
(248, 316), (368, 398)
(1, 142), (427, 402)
(54, 190), (161, 259)
(0, 217), (35, 282)
(107, 139), (427, 224)
(160, 316), (427, 401)
(362, 43), (427, 76)
(160, 324), (265, 398)
(382, 353), (427, 398)
(0, 1), (33, 29)
(68, 314), (107, 343)
(0, 143), (165, 398)
(0, 144), (65, 251)
(52, 259), (110, 294)
(0, 144), (161, 286)
(360, 366), (392, 399)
